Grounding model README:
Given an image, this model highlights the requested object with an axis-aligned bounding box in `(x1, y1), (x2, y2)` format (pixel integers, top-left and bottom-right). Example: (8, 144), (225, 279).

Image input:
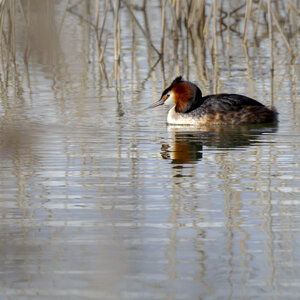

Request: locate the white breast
(167, 107), (202, 125)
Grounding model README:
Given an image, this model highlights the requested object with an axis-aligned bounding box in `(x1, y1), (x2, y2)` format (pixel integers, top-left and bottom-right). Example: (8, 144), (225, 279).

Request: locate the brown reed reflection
(0, 0), (298, 93)
(0, 1), (299, 299)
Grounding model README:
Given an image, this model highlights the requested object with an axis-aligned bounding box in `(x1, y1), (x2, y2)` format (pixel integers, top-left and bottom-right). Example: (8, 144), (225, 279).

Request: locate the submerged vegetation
(0, 0), (298, 98)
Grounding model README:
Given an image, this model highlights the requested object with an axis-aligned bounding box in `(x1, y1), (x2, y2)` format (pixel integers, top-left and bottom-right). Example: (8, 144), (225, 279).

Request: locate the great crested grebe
(148, 76), (277, 125)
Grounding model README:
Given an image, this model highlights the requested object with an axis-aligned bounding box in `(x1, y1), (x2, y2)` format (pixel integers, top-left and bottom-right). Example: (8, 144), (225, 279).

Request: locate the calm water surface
(1, 1), (300, 299)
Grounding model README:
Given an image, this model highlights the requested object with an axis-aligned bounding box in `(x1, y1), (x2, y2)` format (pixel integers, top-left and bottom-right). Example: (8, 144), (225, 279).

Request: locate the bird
(147, 76), (277, 125)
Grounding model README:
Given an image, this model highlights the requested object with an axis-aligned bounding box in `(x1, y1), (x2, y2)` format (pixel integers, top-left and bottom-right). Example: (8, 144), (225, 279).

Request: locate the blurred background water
(0, 0), (300, 299)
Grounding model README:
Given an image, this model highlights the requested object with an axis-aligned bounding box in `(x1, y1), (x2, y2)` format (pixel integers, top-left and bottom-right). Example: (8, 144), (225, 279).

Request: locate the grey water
(1, 1), (300, 299)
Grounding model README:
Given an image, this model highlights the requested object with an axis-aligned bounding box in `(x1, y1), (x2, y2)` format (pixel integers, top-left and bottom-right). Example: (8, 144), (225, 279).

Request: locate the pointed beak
(146, 95), (168, 109)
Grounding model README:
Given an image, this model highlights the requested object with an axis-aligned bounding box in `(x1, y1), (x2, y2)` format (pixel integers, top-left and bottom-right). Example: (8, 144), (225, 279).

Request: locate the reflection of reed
(0, 2), (298, 297)
(0, 0), (298, 90)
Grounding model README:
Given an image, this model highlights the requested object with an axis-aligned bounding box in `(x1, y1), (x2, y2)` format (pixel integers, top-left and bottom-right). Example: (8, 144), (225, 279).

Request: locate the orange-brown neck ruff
(173, 82), (191, 113)
(173, 82), (203, 113)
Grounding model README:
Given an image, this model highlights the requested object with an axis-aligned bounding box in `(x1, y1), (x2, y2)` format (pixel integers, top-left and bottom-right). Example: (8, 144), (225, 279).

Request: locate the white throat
(164, 91), (175, 106)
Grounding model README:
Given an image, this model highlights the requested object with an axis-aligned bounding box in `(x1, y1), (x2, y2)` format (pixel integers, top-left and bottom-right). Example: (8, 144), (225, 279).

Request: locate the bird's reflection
(161, 124), (278, 164)
(161, 133), (203, 164)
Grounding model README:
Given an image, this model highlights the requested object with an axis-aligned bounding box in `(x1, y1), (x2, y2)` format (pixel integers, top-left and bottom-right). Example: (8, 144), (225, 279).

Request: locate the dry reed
(0, 0), (298, 93)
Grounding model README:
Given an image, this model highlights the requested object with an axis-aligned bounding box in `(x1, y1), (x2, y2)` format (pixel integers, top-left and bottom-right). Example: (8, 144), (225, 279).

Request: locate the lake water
(1, 1), (300, 299)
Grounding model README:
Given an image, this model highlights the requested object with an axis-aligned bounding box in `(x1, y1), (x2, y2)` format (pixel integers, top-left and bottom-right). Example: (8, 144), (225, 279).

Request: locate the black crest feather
(161, 76), (183, 98)
(171, 76), (183, 85)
